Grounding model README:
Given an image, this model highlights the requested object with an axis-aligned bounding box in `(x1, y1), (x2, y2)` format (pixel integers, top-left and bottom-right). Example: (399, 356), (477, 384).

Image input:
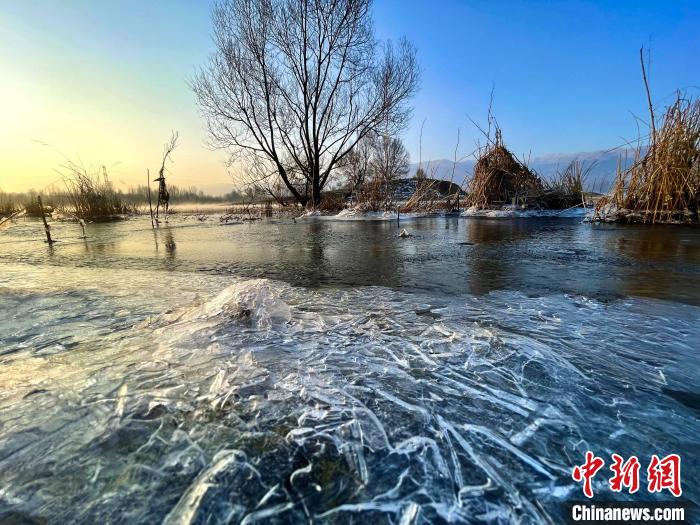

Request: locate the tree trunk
(312, 174), (321, 207)
(276, 163), (307, 207)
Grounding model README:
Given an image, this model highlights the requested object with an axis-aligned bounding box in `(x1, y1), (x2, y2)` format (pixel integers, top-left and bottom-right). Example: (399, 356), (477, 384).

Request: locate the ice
(162, 450), (245, 525)
(155, 279), (292, 331)
(304, 208), (439, 221)
(0, 265), (698, 523)
(461, 206), (589, 218)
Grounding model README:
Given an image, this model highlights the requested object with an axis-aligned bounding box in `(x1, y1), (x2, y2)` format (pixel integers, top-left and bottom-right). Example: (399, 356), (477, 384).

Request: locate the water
(0, 216), (699, 524)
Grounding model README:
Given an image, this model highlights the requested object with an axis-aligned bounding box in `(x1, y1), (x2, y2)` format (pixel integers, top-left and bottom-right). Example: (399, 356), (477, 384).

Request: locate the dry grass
(318, 192), (346, 212)
(24, 199), (52, 218)
(61, 161), (135, 220)
(400, 179), (442, 213)
(595, 94), (700, 223)
(0, 191), (57, 218)
(541, 160), (590, 209)
(466, 130), (543, 208)
(0, 191), (19, 218)
(351, 177), (390, 212)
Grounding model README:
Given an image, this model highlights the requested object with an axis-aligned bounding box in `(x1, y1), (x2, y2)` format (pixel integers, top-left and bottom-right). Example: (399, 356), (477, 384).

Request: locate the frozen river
(0, 216), (698, 523)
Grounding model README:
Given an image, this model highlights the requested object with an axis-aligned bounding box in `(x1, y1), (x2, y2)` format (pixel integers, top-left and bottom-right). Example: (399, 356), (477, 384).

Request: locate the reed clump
(540, 160), (589, 209)
(0, 191), (19, 218)
(1, 190), (59, 218)
(466, 129), (544, 208)
(61, 161), (135, 221)
(24, 199), (53, 218)
(595, 94), (700, 224)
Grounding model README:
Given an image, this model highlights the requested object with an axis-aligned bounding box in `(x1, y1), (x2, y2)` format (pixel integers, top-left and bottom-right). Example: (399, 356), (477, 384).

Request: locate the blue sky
(373, 0), (700, 160)
(1, 0), (698, 193)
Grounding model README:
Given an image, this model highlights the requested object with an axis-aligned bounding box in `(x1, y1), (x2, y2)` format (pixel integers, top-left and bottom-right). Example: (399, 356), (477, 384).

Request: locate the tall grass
(401, 179), (442, 213)
(0, 190), (57, 218)
(350, 176), (391, 212)
(61, 161), (135, 220)
(541, 160), (591, 209)
(318, 192), (345, 212)
(595, 94), (700, 223)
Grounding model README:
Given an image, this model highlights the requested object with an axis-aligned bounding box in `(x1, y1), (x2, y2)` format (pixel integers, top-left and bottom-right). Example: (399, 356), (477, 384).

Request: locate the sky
(1, 0), (698, 194)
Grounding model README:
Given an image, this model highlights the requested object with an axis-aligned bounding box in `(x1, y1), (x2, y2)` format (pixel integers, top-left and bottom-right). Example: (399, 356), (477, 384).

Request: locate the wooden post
(38, 195), (53, 244)
(147, 170), (155, 228)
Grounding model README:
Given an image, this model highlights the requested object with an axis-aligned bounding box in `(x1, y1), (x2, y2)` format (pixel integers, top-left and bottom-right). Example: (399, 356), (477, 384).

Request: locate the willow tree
(192, 0), (419, 207)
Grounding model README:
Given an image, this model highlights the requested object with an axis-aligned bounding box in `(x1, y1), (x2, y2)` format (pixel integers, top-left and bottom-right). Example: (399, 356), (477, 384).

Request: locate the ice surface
(302, 208), (440, 221)
(461, 206), (589, 219)
(0, 264), (698, 524)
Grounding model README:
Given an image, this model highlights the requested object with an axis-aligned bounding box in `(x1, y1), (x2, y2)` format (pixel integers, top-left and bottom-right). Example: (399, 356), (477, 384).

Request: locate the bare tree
(192, 0), (419, 207)
(339, 133), (374, 193)
(371, 133), (409, 210)
(339, 130), (408, 210)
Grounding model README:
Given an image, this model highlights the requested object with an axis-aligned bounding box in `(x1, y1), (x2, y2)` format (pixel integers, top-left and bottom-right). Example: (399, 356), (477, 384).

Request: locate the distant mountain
(408, 149), (639, 193)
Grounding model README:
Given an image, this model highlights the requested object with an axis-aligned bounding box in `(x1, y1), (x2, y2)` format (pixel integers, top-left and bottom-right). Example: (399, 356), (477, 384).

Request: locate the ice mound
(154, 279), (292, 331)
(584, 202), (618, 222)
(335, 207), (361, 218)
(333, 208), (396, 220)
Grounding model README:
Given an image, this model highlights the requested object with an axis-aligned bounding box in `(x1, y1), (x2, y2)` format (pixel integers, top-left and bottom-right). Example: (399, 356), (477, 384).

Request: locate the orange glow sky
(0, 1), (234, 195)
(2, 1), (699, 195)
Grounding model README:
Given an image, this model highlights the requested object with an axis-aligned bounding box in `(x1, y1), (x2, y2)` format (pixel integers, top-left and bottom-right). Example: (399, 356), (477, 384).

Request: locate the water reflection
(298, 221), (327, 287)
(461, 220), (513, 295)
(608, 225), (700, 263)
(162, 227), (177, 265)
(82, 240), (117, 256)
(598, 224), (700, 302)
(464, 218), (533, 245)
(1, 216), (699, 305)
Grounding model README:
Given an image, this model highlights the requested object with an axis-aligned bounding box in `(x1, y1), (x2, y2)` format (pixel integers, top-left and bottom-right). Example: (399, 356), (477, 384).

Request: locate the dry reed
(401, 179), (442, 213)
(595, 94), (700, 223)
(318, 192), (345, 212)
(0, 191), (19, 218)
(541, 160), (590, 209)
(466, 129), (543, 208)
(61, 161), (135, 220)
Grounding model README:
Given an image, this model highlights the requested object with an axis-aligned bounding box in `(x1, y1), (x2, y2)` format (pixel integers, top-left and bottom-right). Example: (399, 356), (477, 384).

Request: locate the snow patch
(305, 208), (439, 221)
(461, 206), (589, 219)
